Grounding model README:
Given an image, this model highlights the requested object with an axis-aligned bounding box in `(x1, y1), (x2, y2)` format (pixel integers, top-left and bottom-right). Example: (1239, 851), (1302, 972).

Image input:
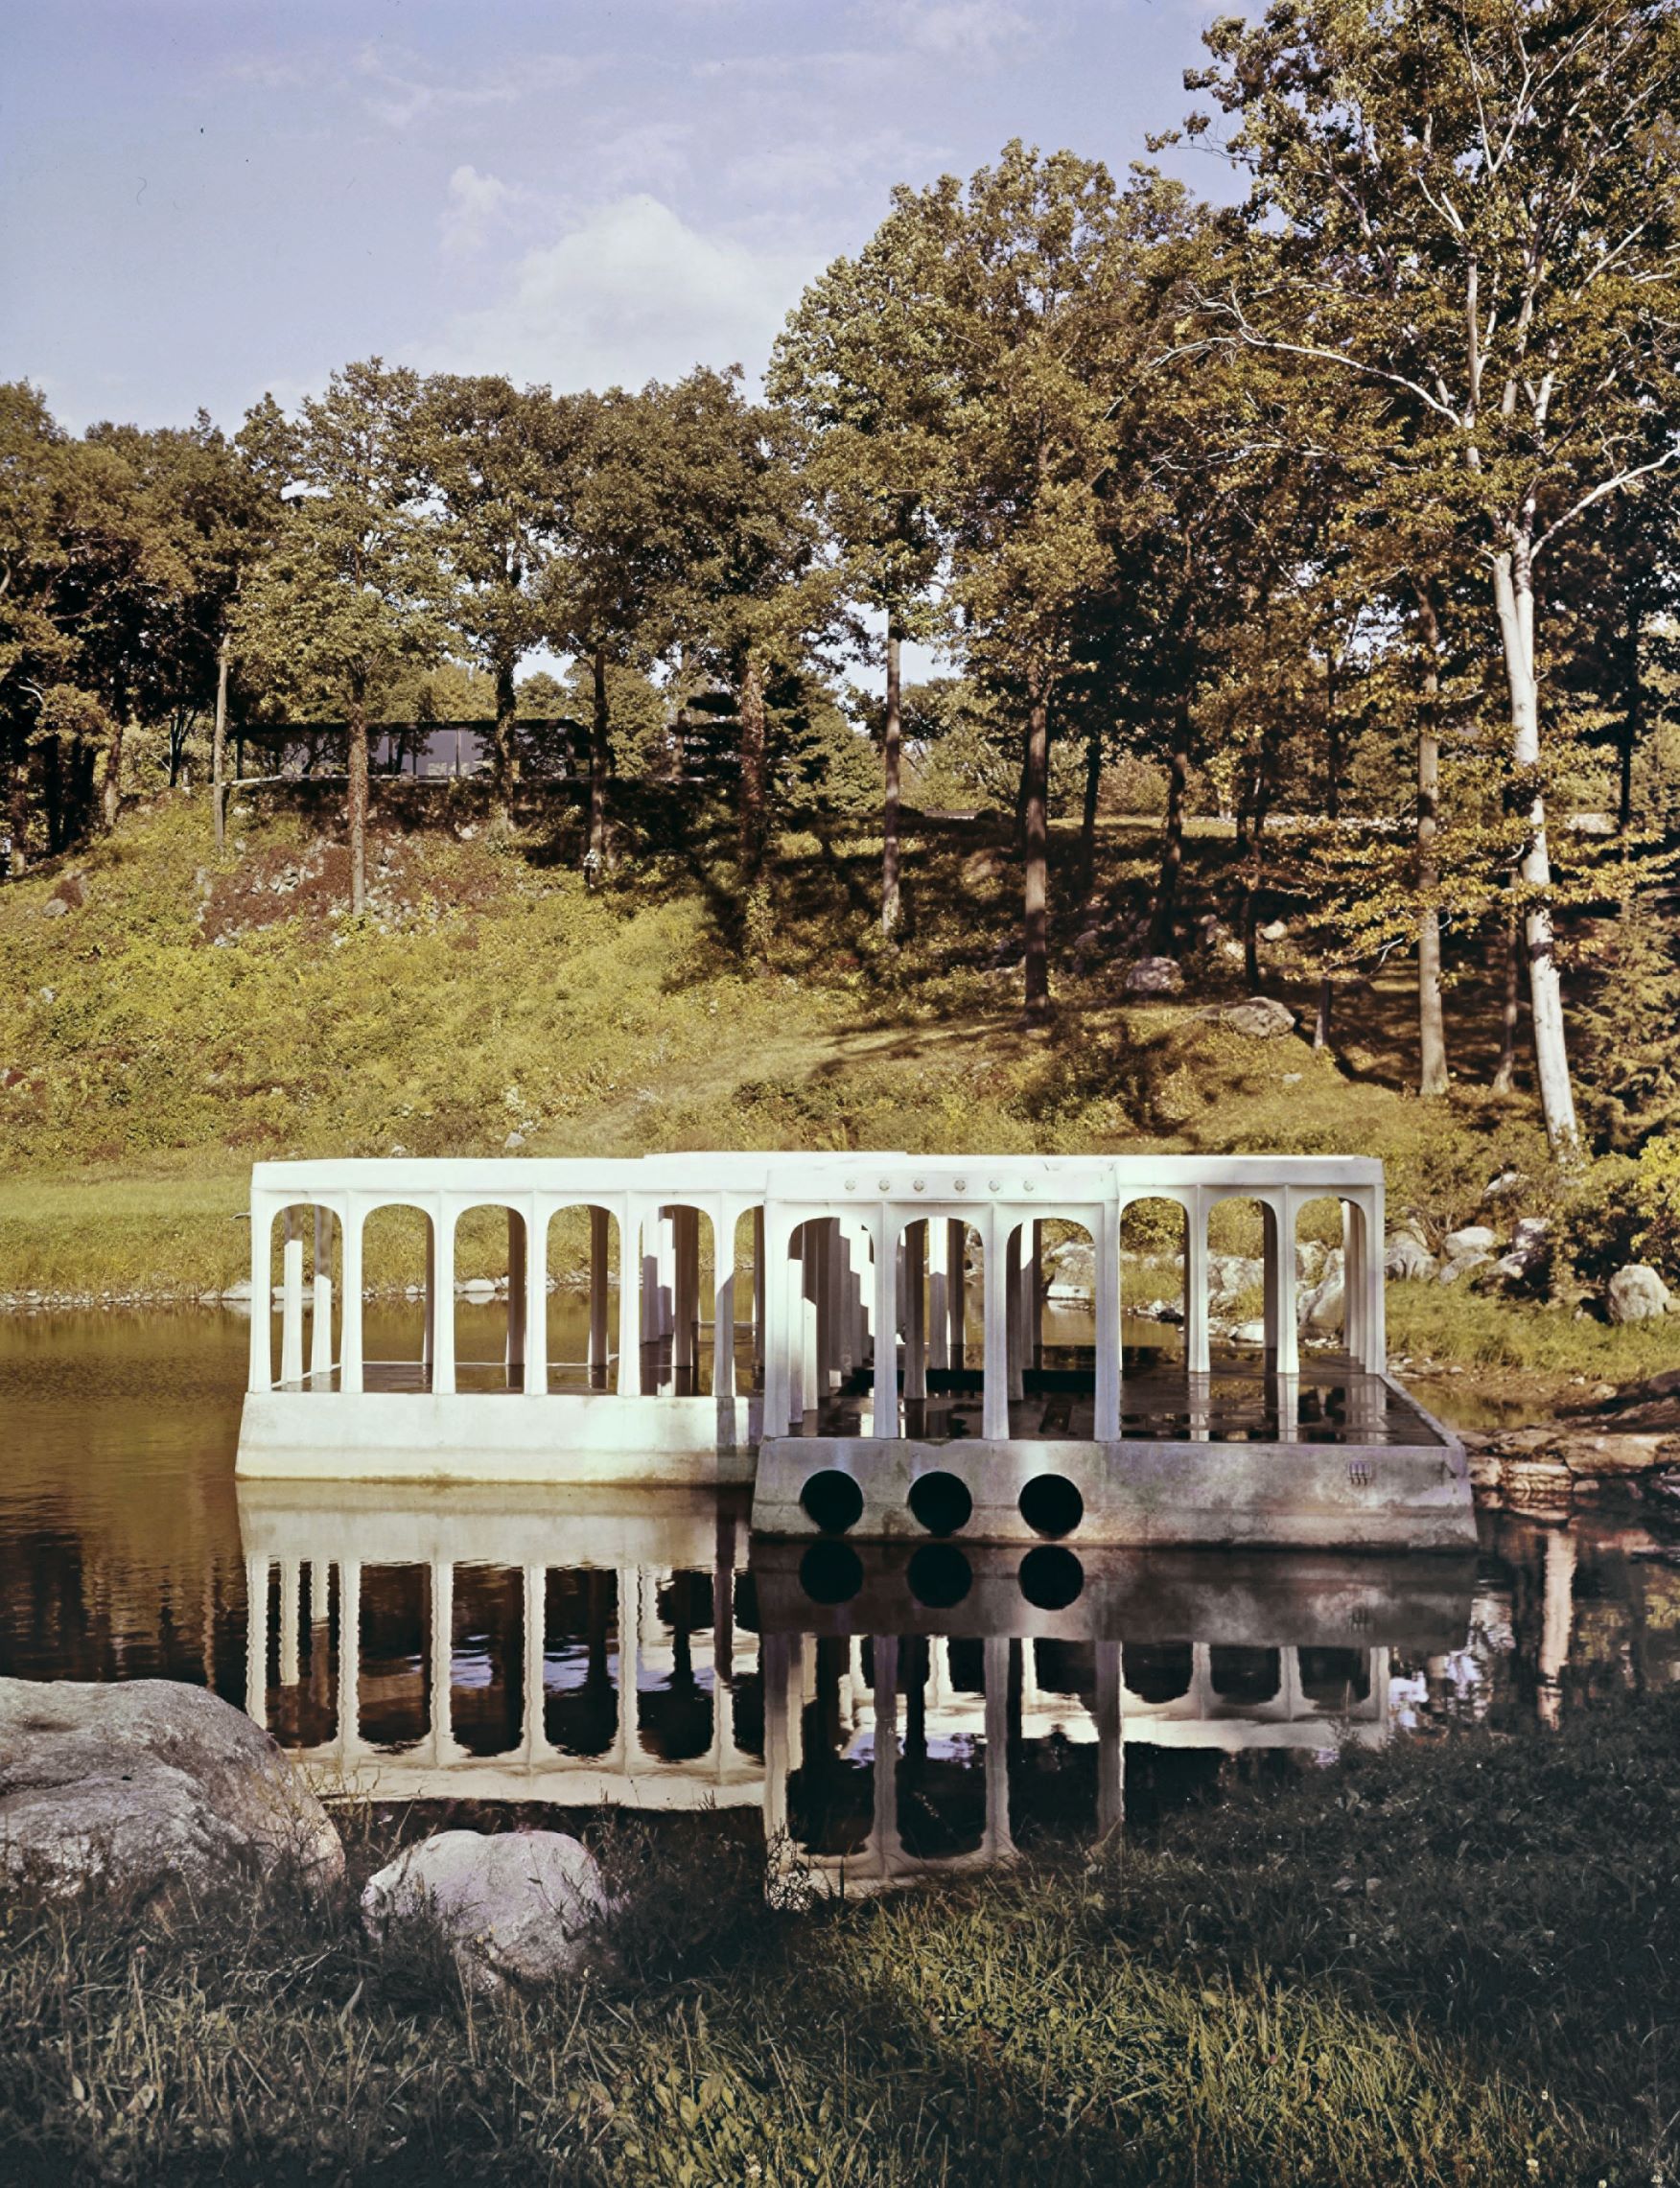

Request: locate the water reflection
(8, 1313), (1680, 1892)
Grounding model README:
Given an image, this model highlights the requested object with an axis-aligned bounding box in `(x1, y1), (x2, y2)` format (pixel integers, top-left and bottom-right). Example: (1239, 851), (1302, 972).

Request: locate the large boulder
(1443, 1224), (1498, 1257)
(0, 1678), (342, 1897)
(1122, 955), (1184, 997)
(362, 1829), (611, 1994)
(1609, 1264), (1673, 1323)
(1489, 1215), (1552, 1292)
(1207, 1253), (1263, 1305)
(1384, 1232), (1438, 1282)
(1299, 1247), (1345, 1334)
(1200, 997), (1296, 1039)
(1045, 1239), (1095, 1301)
(1437, 1248), (1494, 1285)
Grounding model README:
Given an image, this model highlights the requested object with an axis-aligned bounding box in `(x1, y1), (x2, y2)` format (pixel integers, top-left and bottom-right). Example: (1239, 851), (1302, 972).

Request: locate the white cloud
(440, 164), (515, 257)
(869, 0), (1037, 64)
(353, 45), (589, 129)
(429, 194), (815, 393)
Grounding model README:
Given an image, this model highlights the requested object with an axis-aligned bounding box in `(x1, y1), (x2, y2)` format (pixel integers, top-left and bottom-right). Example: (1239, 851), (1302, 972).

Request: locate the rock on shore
(0, 1678), (343, 1897)
(362, 1828), (611, 1993)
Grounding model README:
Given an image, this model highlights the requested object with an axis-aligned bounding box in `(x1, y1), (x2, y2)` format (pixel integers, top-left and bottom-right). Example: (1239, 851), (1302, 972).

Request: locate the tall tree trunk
(43, 734), (64, 855)
(737, 649), (767, 879)
(1492, 906), (1522, 1094)
(347, 683), (369, 916)
(1415, 591), (1449, 1096)
(1314, 649), (1342, 1052)
(881, 615), (902, 935)
(588, 642), (610, 876)
(212, 635), (230, 856)
(1619, 589), (1643, 833)
(493, 652), (519, 826)
(101, 692), (125, 832)
(1239, 723), (1281, 995)
(1022, 675), (1051, 1025)
(1491, 541), (1578, 1150)
(1077, 721), (1102, 900)
(1147, 691), (1191, 959)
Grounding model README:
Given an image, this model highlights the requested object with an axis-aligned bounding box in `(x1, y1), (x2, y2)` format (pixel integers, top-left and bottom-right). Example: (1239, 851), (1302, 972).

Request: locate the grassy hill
(1, 780), (1669, 1388)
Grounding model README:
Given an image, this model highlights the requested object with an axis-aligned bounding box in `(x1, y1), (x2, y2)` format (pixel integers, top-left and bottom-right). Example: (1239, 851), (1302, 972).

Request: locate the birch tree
(1178, 0), (1680, 1151)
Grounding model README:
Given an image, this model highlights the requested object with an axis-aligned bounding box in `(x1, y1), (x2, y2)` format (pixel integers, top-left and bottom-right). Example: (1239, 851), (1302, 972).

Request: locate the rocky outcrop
(1384, 1232), (1438, 1282)
(0, 1678), (343, 1897)
(1198, 997), (1296, 1039)
(362, 1829), (611, 1993)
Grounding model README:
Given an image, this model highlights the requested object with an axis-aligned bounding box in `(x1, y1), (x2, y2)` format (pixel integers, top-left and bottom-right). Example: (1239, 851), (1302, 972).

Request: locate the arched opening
(898, 1634), (988, 1861)
(785, 1634), (875, 1858)
(265, 1203), (342, 1389)
(448, 1563), (525, 1756)
(256, 1558), (338, 1748)
(636, 1569), (714, 1761)
(544, 1204), (621, 1392)
(1295, 1194), (1347, 1353)
(1123, 1642), (1194, 1707)
(452, 1204), (524, 1393)
(1007, 1217), (1095, 1438)
(360, 1205), (436, 1390)
(1119, 1199), (1187, 1428)
(783, 1217), (875, 1432)
(1208, 1645), (1282, 1708)
(1297, 1646), (1373, 1711)
(894, 1219), (981, 1440)
(356, 1563), (430, 1752)
(543, 1569), (618, 1757)
(635, 1205), (718, 1397)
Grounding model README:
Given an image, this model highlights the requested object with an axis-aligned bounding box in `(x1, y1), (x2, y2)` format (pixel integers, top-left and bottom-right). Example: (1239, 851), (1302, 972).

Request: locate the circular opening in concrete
(801, 1469), (864, 1535)
(1019, 1545), (1085, 1611)
(907, 1543), (972, 1609)
(799, 1541), (864, 1606)
(1018, 1473), (1084, 1539)
(907, 1469), (973, 1537)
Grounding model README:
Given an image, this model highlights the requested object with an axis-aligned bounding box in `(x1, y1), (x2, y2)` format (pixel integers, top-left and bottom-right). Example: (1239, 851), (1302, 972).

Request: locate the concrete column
(657, 1207), (677, 1341)
(432, 1209), (457, 1395)
(1342, 1199), (1364, 1365)
(1366, 1180), (1388, 1372)
(1539, 1525), (1576, 1732)
(281, 1208), (305, 1387)
(245, 1555), (268, 1725)
(1191, 1641), (1213, 1717)
(524, 1563), (546, 1760)
(874, 1214), (898, 1437)
(618, 1566), (641, 1764)
(1095, 1641), (1123, 1839)
(524, 1204), (547, 1396)
(1030, 1219), (1045, 1370)
(310, 1207), (334, 1383)
(814, 1217), (835, 1396)
(983, 1634), (1014, 1860)
(1274, 1367), (1299, 1442)
(422, 1218), (436, 1383)
(713, 1222), (736, 1404)
(590, 1207), (617, 1391)
(247, 1199), (271, 1393)
(1280, 1645), (1302, 1720)
(760, 1221), (790, 1434)
(904, 1221), (927, 1403)
(431, 1557), (455, 1759)
(947, 1219), (967, 1370)
(873, 1636), (902, 1867)
(1005, 1224), (1024, 1404)
(752, 1206), (766, 1381)
(785, 1238), (807, 1427)
(1184, 1191), (1211, 1375)
(982, 1217), (1010, 1439)
(339, 1211), (364, 1393)
(761, 1632), (795, 1849)
(506, 1209), (527, 1385)
(1267, 1195), (1300, 1377)
(618, 1204), (642, 1396)
(1094, 1199), (1121, 1440)
(337, 1558), (362, 1754)
(928, 1219), (950, 1374)
(672, 1205), (698, 1384)
(279, 1557), (302, 1688)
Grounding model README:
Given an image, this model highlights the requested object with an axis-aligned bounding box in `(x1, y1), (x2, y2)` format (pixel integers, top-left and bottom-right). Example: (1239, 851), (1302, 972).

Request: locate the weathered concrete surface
(362, 1829), (610, 1992)
(0, 1678), (343, 1896)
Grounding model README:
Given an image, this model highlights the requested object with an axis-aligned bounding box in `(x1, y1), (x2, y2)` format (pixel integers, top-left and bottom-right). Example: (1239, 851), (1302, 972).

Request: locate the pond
(5, 1306), (1676, 1883)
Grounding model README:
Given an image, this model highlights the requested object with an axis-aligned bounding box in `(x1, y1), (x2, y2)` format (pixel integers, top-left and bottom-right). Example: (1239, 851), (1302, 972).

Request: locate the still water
(4, 1307), (1674, 1881)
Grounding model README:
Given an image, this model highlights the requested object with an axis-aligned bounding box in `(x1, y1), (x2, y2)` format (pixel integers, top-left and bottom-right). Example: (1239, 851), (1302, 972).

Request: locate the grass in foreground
(5, 1694), (1680, 2183)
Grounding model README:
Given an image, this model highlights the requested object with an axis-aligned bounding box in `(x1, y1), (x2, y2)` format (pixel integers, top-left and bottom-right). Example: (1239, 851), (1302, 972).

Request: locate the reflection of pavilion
(238, 1486), (1474, 1889)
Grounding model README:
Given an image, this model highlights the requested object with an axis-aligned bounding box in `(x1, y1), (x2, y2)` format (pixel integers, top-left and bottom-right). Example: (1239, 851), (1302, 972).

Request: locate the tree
(770, 210), (952, 933)
(1180, 0), (1680, 1150)
(232, 361), (443, 912)
(415, 375), (568, 824)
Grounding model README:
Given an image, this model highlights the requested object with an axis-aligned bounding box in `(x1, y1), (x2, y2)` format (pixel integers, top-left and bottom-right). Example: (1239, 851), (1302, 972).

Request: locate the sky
(2, 0), (1234, 438)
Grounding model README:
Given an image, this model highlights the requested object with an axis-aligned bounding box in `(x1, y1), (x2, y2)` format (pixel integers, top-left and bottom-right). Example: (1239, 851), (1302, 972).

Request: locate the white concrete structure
(237, 1151), (1470, 1548)
(239, 1483), (1457, 1890)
